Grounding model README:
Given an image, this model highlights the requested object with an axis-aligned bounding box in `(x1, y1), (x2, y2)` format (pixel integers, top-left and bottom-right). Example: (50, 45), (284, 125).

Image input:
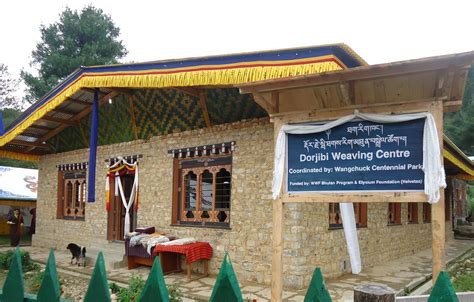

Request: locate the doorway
(107, 173), (136, 241)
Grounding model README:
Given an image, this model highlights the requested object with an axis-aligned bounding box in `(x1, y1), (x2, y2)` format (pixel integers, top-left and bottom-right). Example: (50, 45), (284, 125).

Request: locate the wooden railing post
(138, 257), (170, 302)
(2, 247), (25, 302)
(37, 249), (61, 302)
(431, 100), (446, 282)
(84, 252), (111, 302)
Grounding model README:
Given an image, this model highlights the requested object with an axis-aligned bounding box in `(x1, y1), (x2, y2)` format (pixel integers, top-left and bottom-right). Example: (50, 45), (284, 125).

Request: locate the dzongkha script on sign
(287, 119), (425, 192)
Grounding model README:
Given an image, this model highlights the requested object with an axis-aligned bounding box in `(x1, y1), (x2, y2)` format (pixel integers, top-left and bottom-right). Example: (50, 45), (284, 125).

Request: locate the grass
(453, 273), (474, 292)
(449, 248), (474, 292)
(0, 234), (32, 246)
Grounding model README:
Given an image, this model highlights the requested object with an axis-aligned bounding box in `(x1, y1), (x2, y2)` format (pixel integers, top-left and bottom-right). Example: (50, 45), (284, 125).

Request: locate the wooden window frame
(408, 203), (418, 224)
(329, 203), (367, 229)
(57, 170), (86, 220)
(387, 202), (401, 225)
(445, 192), (451, 221)
(423, 203), (431, 223)
(355, 203), (368, 228)
(172, 155), (232, 228)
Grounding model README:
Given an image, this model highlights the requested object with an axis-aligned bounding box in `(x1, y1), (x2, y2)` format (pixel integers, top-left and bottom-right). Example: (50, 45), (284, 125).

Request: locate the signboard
(0, 166), (38, 200)
(287, 118), (425, 193)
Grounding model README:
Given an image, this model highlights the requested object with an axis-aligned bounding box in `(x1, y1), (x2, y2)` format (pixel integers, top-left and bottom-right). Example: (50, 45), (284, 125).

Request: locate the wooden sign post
(240, 52), (474, 302)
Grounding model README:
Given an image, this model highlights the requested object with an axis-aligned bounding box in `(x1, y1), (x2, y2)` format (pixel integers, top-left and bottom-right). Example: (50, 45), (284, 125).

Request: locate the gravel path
(56, 267), (128, 301)
(60, 273), (90, 301)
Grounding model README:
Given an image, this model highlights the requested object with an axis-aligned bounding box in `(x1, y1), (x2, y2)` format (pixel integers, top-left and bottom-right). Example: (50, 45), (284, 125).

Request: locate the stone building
(0, 44), (473, 290)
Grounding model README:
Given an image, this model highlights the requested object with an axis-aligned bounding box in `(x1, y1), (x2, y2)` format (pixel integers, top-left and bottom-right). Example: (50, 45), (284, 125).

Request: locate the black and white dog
(66, 243), (87, 267)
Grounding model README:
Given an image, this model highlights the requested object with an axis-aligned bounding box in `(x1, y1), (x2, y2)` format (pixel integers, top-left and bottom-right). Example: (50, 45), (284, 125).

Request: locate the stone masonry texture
(33, 118), (452, 290)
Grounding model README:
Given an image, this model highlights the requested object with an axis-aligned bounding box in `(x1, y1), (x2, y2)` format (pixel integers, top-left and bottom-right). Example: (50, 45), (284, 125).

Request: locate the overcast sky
(1, 0), (473, 92)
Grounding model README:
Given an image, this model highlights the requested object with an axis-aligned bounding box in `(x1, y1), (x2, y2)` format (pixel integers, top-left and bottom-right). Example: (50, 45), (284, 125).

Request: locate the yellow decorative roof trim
(0, 60), (343, 147)
(443, 149), (474, 176)
(0, 150), (39, 162)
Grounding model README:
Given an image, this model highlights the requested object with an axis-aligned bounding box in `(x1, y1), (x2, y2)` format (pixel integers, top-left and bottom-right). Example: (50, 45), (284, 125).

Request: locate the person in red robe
(29, 208), (36, 235)
(7, 209), (24, 247)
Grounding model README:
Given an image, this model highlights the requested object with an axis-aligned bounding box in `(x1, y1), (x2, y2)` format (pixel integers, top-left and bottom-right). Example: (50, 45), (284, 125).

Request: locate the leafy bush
(110, 282), (121, 294)
(168, 283), (183, 302)
(0, 249), (39, 272)
(116, 274), (145, 302)
(111, 276), (184, 302)
(25, 269), (44, 294)
(24, 269), (63, 295)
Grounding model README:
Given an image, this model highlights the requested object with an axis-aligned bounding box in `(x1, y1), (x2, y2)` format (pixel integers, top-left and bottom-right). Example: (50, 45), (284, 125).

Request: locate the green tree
(1, 108), (21, 127)
(21, 5), (127, 103)
(0, 64), (20, 109)
(445, 67), (474, 155)
(0, 108), (37, 168)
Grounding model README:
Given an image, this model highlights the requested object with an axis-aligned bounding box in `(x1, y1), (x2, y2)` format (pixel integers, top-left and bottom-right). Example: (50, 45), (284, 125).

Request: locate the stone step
(85, 242), (127, 270)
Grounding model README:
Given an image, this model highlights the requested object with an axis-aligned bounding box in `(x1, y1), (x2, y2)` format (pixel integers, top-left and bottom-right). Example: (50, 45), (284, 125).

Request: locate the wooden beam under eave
(9, 140), (51, 149)
(128, 95), (139, 140)
(452, 173), (474, 181)
(29, 124), (54, 131)
(443, 100), (462, 112)
(174, 87), (201, 98)
(110, 88), (134, 96)
(50, 107), (77, 115)
(20, 132), (43, 138)
(78, 122), (89, 148)
(272, 92), (280, 113)
(339, 82), (354, 106)
(435, 69), (456, 99)
(253, 92), (277, 114)
(40, 116), (78, 126)
(198, 91), (212, 128)
(270, 97), (444, 122)
(0, 200), (36, 207)
(451, 70), (469, 104)
(26, 91), (119, 152)
(80, 88), (107, 95)
(67, 97), (91, 107)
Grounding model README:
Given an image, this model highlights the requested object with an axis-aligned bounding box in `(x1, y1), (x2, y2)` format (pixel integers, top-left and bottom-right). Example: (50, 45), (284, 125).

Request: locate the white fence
(396, 292), (474, 302)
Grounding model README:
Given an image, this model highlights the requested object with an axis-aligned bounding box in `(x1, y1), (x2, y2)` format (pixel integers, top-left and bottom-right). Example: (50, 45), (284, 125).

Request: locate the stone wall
(34, 118), (275, 286)
(34, 118), (446, 289)
(282, 202), (433, 288)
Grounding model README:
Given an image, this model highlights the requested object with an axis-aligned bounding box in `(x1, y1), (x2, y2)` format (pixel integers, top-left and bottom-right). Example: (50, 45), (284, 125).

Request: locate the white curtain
(340, 203), (361, 274)
(108, 157), (139, 238)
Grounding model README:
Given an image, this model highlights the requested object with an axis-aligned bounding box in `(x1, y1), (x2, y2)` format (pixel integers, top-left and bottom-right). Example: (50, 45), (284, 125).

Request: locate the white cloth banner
(272, 111), (446, 203)
(340, 203), (361, 274)
(108, 157), (139, 239)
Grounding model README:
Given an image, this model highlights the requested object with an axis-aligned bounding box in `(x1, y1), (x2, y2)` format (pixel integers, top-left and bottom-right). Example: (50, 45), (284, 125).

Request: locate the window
(408, 203), (418, 224)
(329, 203), (367, 229)
(329, 203), (342, 228)
(445, 197), (451, 221)
(388, 203), (401, 225)
(57, 170), (86, 220)
(354, 203), (368, 227)
(173, 155), (232, 227)
(423, 203), (431, 223)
